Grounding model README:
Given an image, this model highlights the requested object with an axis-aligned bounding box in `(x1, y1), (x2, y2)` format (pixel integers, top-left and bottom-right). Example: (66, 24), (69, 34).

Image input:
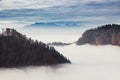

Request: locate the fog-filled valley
(0, 0), (120, 79)
(0, 44), (120, 80)
(0, 28), (120, 80)
(16, 27), (89, 43)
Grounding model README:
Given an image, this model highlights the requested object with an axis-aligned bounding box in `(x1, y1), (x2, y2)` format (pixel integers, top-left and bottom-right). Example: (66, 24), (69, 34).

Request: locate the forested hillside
(0, 28), (70, 67)
(77, 24), (120, 46)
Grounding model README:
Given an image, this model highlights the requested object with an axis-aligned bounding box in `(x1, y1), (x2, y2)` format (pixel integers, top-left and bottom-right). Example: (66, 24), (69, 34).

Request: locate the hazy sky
(0, 0), (120, 28)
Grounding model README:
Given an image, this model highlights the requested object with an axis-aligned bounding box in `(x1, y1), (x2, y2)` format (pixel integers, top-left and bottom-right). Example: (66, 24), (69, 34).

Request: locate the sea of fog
(0, 28), (120, 80)
(0, 44), (120, 80)
(16, 27), (92, 43)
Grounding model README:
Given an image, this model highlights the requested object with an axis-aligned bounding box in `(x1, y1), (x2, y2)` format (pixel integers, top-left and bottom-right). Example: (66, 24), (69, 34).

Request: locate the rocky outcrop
(77, 24), (120, 46)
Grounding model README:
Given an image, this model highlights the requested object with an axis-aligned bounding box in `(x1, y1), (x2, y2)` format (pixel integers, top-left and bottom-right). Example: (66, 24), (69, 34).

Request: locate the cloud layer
(0, 0), (120, 27)
(0, 45), (120, 80)
(0, 0), (120, 10)
(0, 0), (107, 10)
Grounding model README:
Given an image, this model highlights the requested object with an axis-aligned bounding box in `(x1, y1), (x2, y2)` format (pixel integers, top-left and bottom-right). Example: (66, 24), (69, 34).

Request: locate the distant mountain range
(76, 24), (120, 46)
(27, 21), (85, 28)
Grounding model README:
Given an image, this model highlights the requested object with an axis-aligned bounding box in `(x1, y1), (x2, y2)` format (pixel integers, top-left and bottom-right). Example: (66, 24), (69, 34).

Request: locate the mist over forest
(0, 0), (120, 80)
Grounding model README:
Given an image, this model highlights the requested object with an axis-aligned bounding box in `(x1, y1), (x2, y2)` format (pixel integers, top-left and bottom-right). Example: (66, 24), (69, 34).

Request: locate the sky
(0, 0), (120, 28)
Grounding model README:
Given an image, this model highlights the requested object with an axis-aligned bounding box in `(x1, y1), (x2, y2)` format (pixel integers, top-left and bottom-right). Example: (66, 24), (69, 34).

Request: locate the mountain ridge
(77, 24), (120, 46)
(26, 21), (85, 28)
(0, 28), (70, 67)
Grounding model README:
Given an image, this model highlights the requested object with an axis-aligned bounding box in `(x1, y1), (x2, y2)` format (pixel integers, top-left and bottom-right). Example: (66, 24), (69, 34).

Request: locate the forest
(77, 24), (120, 45)
(0, 28), (70, 67)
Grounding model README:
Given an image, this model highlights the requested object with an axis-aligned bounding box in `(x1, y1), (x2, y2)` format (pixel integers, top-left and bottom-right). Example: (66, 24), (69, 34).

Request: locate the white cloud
(0, 0), (113, 10)
(0, 20), (28, 29)
(0, 0), (77, 10)
(0, 0), (119, 26)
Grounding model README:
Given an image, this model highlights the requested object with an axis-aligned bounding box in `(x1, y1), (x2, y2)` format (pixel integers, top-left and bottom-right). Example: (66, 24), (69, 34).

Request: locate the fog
(0, 44), (120, 80)
(16, 27), (88, 43)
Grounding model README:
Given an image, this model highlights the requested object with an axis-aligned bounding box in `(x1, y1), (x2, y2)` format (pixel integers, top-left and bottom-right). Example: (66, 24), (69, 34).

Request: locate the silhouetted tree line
(0, 28), (70, 67)
(77, 24), (120, 45)
(48, 42), (72, 46)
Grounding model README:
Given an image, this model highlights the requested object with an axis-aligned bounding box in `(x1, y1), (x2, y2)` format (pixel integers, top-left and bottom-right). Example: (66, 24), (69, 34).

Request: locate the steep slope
(0, 28), (70, 67)
(77, 24), (120, 46)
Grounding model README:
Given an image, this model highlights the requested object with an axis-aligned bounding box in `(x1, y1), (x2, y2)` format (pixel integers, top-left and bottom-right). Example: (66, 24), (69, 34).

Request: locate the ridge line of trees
(0, 28), (70, 67)
(77, 24), (120, 45)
